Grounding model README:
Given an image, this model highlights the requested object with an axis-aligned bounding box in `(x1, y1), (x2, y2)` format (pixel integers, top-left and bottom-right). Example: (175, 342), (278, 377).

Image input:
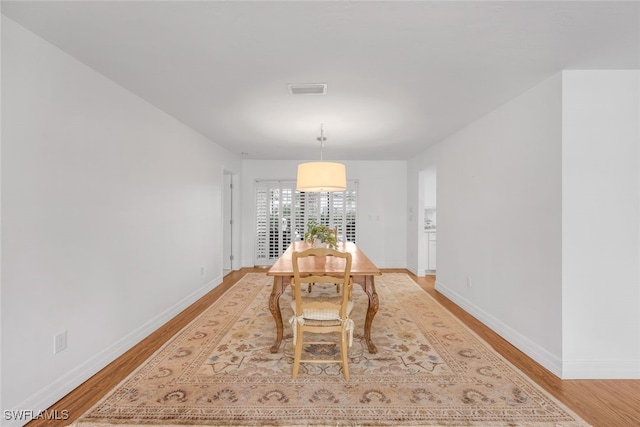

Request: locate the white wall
(422, 167), (437, 208)
(240, 160), (407, 269)
(408, 70), (640, 379)
(561, 70), (640, 378)
(1, 17), (242, 419)
(408, 74), (564, 375)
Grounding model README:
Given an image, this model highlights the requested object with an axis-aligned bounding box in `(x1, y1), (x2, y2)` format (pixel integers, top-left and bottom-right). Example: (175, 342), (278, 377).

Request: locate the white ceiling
(3, 1), (639, 160)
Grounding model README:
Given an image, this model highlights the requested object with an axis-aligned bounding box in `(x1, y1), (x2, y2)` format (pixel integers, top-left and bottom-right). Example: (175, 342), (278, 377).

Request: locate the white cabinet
(427, 231), (436, 271)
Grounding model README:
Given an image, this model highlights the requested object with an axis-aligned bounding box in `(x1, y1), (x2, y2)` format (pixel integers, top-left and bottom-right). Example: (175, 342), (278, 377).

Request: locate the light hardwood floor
(27, 268), (640, 427)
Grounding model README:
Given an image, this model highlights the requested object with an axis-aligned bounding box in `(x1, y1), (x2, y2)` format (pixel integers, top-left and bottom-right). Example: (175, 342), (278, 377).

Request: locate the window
(255, 180), (358, 264)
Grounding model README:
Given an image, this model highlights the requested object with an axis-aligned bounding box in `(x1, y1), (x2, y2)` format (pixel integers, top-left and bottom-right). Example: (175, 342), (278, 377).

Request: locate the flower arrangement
(303, 221), (337, 249)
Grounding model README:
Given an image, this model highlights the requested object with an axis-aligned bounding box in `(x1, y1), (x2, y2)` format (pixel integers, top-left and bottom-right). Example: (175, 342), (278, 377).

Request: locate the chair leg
(340, 331), (349, 381)
(292, 326), (304, 379)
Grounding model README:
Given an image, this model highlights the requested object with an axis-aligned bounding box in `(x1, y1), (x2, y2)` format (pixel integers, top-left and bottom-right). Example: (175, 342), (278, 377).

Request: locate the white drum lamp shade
(296, 161), (346, 192)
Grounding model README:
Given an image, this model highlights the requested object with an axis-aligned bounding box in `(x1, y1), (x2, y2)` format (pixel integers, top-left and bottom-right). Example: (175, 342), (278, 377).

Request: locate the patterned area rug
(71, 273), (589, 426)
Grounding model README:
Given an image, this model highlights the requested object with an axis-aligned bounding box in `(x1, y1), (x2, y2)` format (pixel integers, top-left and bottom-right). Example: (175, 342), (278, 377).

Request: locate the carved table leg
(269, 276), (286, 353)
(360, 275), (379, 354)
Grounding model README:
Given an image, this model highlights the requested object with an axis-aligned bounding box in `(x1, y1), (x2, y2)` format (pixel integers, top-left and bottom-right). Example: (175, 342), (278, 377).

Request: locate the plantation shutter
(255, 180), (358, 265)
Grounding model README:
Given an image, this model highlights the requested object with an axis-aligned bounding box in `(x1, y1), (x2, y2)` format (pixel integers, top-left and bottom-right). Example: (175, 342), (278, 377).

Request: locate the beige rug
(71, 273), (589, 426)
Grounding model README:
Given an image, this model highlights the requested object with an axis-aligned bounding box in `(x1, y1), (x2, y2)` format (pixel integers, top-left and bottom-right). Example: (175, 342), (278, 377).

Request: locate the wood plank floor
(27, 268), (640, 427)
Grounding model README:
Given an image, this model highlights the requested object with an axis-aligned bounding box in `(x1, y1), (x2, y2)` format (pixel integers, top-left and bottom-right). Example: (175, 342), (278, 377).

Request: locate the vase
(313, 239), (328, 248)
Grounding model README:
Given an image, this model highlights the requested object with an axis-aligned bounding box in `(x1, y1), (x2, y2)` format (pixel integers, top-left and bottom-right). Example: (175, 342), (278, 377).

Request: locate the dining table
(266, 240), (382, 354)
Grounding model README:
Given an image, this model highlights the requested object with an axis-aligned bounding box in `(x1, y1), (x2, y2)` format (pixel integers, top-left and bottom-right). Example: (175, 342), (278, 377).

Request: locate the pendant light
(296, 124), (346, 192)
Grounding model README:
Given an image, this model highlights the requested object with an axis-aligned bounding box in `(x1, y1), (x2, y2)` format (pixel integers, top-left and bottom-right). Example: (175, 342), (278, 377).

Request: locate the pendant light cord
(317, 123), (326, 162)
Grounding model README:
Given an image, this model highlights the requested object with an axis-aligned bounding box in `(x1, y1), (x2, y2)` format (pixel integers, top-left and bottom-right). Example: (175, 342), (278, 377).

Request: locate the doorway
(419, 167), (437, 276)
(223, 171), (237, 277)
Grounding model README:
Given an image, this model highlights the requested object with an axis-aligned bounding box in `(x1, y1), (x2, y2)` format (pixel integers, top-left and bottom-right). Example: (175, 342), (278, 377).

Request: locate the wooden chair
(290, 247), (354, 380)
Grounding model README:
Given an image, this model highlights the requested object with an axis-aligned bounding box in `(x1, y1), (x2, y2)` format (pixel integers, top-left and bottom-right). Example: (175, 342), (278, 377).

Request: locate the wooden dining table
(266, 240), (382, 354)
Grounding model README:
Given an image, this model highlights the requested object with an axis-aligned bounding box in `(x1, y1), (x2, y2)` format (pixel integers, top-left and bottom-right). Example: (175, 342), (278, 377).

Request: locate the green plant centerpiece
(303, 221), (337, 249)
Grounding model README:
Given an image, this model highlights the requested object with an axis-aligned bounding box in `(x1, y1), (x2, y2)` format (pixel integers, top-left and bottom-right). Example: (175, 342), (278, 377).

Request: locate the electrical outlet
(467, 277), (472, 288)
(54, 331), (67, 354)
(200, 266), (205, 276)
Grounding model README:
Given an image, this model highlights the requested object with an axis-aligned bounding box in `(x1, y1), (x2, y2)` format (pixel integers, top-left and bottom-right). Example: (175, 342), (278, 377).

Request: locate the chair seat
(290, 299), (354, 324)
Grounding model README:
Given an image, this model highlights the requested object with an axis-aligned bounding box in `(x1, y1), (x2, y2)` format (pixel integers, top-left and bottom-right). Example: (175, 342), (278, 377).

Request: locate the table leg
(359, 275), (379, 354)
(269, 276), (286, 353)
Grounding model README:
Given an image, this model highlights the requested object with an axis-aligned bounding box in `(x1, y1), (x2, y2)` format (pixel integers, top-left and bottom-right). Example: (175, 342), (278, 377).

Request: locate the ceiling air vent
(287, 83), (327, 95)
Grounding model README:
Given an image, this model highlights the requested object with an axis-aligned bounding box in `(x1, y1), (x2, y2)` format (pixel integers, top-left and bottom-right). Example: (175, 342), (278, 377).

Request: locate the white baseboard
(435, 281), (640, 379)
(408, 266), (422, 276)
(562, 360), (640, 379)
(4, 275), (222, 427)
(407, 265), (435, 277)
(435, 280), (563, 378)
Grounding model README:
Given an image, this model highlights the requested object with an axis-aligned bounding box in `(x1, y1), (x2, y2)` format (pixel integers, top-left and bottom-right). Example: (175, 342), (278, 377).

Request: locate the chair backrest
(330, 227), (338, 242)
(291, 248), (352, 318)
